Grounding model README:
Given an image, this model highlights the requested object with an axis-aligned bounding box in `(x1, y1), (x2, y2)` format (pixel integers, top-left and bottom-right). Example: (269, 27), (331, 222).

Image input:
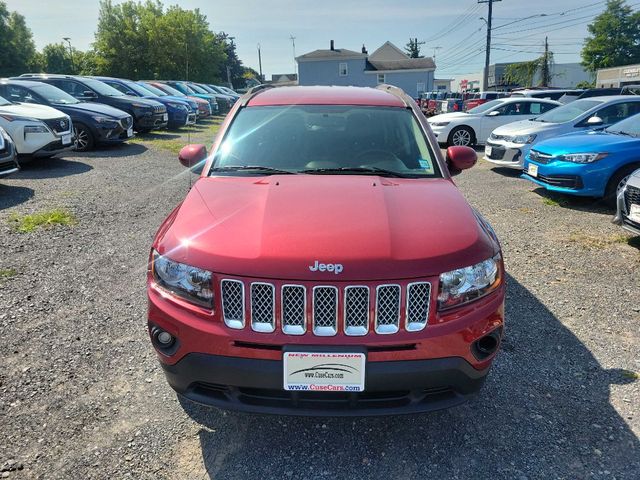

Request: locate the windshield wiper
(209, 165), (296, 175)
(608, 130), (635, 137)
(300, 166), (408, 178)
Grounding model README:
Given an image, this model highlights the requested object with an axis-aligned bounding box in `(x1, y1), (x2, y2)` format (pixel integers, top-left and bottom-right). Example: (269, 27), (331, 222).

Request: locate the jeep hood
(156, 175), (497, 281)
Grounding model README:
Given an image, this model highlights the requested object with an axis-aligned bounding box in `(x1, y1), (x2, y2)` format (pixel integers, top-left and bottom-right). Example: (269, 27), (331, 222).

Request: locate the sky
(3, 0), (630, 79)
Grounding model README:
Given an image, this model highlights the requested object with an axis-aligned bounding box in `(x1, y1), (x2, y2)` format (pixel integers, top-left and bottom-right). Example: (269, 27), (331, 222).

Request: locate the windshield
(188, 83), (208, 94)
(158, 83), (185, 97)
(212, 105), (440, 178)
(533, 99), (601, 123)
(31, 84), (80, 104)
(123, 80), (155, 97)
(138, 82), (167, 96)
(606, 112), (640, 137)
(173, 82), (195, 95)
(0, 95), (11, 106)
(83, 78), (124, 97)
(468, 99), (504, 114)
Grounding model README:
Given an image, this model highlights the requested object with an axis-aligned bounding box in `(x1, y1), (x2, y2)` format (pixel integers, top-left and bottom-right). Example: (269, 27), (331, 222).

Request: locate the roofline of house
(365, 68), (436, 74)
(296, 54), (368, 62)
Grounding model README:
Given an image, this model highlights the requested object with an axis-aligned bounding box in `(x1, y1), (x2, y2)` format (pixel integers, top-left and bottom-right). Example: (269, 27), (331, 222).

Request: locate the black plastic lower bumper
(161, 353), (490, 416)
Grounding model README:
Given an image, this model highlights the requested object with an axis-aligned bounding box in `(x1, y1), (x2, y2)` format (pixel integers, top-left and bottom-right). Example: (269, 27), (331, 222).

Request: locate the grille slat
(43, 117), (71, 134)
(282, 285), (306, 335)
(344, 286), (369, 336)
(221, 280), (244, 329)
(624, 185), (640, 214)
(375, 285), (401, 334)
(250, 283), (275, 333)
(220, 279), (432, 336)
(406, 282), (431, 332)
(313, 286), (338, 336)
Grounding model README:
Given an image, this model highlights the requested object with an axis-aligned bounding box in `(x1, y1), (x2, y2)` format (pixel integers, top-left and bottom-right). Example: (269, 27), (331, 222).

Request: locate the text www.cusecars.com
(305, 372), (345, 379)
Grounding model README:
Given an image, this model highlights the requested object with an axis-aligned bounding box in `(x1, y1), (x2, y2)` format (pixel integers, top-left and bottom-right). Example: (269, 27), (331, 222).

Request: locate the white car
(0, 95), (74, 159)
(485, 95), (640, 169)
(428, 98), (561, 147)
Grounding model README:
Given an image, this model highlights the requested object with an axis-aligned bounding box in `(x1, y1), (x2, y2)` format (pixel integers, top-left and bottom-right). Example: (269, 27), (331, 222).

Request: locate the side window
(417, 82), (425, 94)
(106, 82), (129, 94)
(338, 63), (348, 77)
(529, 103), (544, 115)
(377, 73), (385, 84)
(539, 102), (557, 113)
(486, 93), (497, 100)
(596, 102), (640, 124)
(6, 85), (33, 103)
(53, 80), (82, 97)
(497, 102), (525, 115)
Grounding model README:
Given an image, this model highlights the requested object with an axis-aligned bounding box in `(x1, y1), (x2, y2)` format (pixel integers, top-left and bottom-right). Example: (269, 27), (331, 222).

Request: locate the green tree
(404, 38), (423, 58)
(0, 1), (39, 76)
(581, 0), (640, 72)
(504, 52), (555, 88)
(93, 0), (226, 81)
(39, 43), (76, 74)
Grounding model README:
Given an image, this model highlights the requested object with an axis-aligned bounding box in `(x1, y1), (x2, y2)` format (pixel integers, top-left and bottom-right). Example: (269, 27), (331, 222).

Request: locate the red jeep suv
(147, 85), (505, 415)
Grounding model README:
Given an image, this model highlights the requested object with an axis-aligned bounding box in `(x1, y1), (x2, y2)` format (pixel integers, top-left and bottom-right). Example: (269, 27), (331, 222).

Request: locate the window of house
(377, 74), (386, 84)
(417, 82), (426, 94)
(339, 63), (348, 76)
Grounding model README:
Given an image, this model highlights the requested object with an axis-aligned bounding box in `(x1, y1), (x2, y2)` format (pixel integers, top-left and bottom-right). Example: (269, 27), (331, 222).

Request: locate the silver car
(484, 96), (640, 169)
(613, 168), (640, 236)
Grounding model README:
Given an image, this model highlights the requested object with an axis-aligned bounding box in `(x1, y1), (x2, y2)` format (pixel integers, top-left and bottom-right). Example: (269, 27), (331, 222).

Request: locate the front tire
(74, 123), (95, 152)
(604, 164), (639, 207)
(448, 126), (475, 147)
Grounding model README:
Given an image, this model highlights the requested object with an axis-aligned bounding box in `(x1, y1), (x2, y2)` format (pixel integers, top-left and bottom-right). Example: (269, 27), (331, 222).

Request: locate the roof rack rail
(240, 84), (276, 106)
(375, 84), (409, 107)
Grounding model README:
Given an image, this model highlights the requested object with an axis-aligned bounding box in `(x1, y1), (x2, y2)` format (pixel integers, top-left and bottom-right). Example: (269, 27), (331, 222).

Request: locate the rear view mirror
(178, 144), (207, 174)
(446, 146), (477, 176)
(587, 116), (603, 126)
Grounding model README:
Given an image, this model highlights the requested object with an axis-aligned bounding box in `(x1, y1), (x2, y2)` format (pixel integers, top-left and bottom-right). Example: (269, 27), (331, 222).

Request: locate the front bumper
(613, 185), (640, 235)
(31, 137), (74, 158)
(522, 158), (604, 197)
(135, 113), (169, 130)
(95, 119), (133, 144)
(484, 141), (527, 169)
(162, 353), (490, 416)
(0, 142), (18, 178)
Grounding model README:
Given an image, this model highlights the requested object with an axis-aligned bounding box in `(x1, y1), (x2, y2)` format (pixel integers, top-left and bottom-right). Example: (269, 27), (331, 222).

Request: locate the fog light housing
(149, 324), (179, 356)
(157, 331), (174, 345)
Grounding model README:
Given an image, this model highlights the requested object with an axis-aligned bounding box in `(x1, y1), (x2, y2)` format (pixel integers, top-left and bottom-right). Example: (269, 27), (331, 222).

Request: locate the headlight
(24, 125), (49, 134)
(559, 153), (608, 164)
(0, 133), (4, 150)
(92, 115), (116, 124)
(430, 122), (450, 127)
(166, 102), (183, 109)
(438, 254), (502, 310)
(510, 134), (536, 144)
(151, 250), (214, 308)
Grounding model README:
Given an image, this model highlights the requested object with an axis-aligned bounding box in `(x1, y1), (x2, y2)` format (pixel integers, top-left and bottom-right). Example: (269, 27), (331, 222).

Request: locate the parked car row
(0, 74), (238, 178)
(427, 91), (640, 236)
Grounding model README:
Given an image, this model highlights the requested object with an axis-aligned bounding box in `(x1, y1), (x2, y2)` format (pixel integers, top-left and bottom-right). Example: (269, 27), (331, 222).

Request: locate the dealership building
(596, 63), (640, 87)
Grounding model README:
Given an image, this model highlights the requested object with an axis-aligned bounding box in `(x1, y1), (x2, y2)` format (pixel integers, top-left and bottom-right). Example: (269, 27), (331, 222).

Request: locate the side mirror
(587, 116), (603, 126)
(178, 144), (207, 173)
(82, 90), (97, 98)
(487, 110), (501, 116)
(446, 146), (477, 176)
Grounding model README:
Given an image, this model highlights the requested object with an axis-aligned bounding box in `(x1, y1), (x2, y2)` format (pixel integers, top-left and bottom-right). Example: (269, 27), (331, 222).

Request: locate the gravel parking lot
(0, 122), (638, 479)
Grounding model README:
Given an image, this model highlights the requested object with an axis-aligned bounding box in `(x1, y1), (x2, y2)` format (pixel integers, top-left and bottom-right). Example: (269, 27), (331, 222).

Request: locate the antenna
(290, 34), (297, 74)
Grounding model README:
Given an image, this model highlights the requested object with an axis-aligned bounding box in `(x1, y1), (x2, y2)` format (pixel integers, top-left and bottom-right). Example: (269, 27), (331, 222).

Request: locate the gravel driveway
(0, 128), (638, 479)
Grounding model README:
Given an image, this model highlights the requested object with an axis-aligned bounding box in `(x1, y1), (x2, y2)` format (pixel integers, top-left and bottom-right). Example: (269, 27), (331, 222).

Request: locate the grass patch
(621, 370), (638, 380)
(543, 198), (560, 207)
(133, 120), (222, 154)
(567, 232), (630, 249)
(0, 268), (16, 279)
(8, 209), (75, 233)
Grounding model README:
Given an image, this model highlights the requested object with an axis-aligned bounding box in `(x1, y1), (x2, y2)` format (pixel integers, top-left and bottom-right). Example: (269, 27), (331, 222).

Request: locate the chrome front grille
(344, 286), (369, 336)
(250, 283), (275, 332)
(375, 285), (401, 334)
(220, 279), (432, 336)
(313, 286), (338, 336)
(221, 279), (244, 329)
(282, 285), (306, 335)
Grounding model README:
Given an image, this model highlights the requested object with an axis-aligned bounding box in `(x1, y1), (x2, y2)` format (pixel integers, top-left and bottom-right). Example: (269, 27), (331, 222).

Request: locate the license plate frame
(163, 113), (168, 121)
(127, 127), (134, 138)
(283, 351), (366, 392)
(62, 134), (72, 145)
(485, 145), (493, 157)
(528, 163), (539, 177)
(629, 204), (640, 223)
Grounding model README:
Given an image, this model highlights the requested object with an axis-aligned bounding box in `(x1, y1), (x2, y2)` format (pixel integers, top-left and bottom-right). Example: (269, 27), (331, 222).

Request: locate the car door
(479, 102), (526, 141)
(575, 101), (640, 131)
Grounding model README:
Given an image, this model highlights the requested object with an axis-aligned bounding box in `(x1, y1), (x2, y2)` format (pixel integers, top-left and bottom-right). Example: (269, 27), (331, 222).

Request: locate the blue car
(523, 112), (640, 205)
(94, 77), (196, 129)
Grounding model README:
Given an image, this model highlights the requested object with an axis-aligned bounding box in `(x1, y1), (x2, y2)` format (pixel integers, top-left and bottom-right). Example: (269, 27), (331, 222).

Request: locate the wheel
(73, 123), (95, 152)
(604, 164), (639, 207)
(448, 126), (475, 147)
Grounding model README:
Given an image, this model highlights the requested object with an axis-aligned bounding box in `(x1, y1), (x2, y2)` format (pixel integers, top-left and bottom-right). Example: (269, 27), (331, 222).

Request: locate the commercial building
(596, 63), (640, 87)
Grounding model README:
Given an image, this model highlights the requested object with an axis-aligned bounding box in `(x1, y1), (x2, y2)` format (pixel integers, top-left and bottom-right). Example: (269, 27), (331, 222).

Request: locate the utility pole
(290, 35), (297, 75)
(62, 37), (74, 73)
(541, 36), (550, 87)
(432, 46), (442, 63)
(478, 0), (501, 91)
(257, 43), (263, 83)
